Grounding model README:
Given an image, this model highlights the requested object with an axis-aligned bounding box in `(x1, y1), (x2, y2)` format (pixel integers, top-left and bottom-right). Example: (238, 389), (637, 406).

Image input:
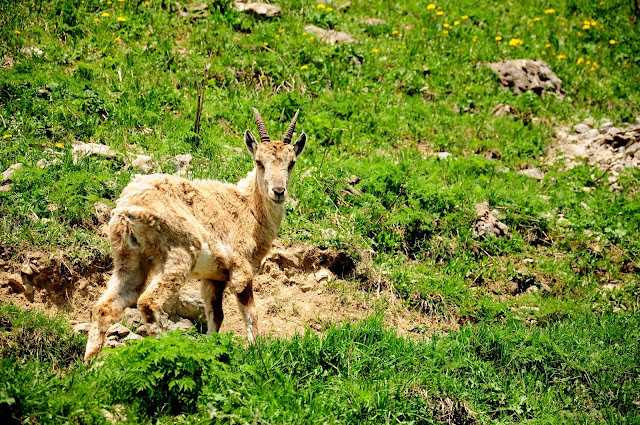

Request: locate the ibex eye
(256, 160), (263, 167)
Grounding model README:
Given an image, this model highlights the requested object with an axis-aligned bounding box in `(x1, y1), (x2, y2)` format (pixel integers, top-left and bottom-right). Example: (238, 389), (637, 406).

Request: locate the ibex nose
(273, 188), (286, 198)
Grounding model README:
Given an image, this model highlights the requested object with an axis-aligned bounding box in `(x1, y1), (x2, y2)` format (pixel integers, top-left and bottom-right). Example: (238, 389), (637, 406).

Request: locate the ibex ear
(293, 132), (306, 157)
(244, 129), (258, 157)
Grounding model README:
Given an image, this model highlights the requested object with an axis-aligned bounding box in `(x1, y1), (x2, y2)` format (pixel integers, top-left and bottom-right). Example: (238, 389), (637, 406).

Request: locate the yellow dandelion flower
(609, 39), (617, 44)
(326, 7), (333, 12)
(427, 4), (436, 10)
(300, 65), (308, 70)
(114, 37), (122, 42)
(2, 134), (11, 139)
(303, 32), (307, 36)
(94, 17), (100, 23)
(309, 36), (314, 42)
(583, 20), (590, 25)
(593, 62), (599, 68)
(107, 0), (111, 4)
(102, 12), (110, 17)
(582, 24), (590, 29)
(465, 86), (470, 90)
(145, 1), (150, 5)
(454, 20), (460, 25)
(14, 30), (20, 34)
(146, 30), (151, 36)
(392, 30), (399, 35)
(556, 54), (566, 59)
(443, 23), (450, 28)
(263, 42), (268, 46)
(118, 0), (124, 3)
(544, 8), (555, 14)
(534, 17), (541, 21)
(443, 30), (449, 34)
(421, 27), (426, 32)
(117, 17), (126, 22)
(436, 10), (444, 16)
(317, 3), (325, 9)
(371, 48), (379, 53)
(508, 38), (523, 47)
(495, 36), (502, 41)
(55, 142), (63, 148)
(545, 42), (551, 48)
(590, 67), (595, 71)
(578, 31), (582, 36)
(577, 57), (584, 64)
(472, 35), (478, 42)
(586, 60), (591, 65)
(462, 15), (468, 20)
(275, 35), (279, 39)
(497, 41), (501, 45)
(542, 50), (546, 55)
(278, 29), (284, 33)
(590, 20), (596, 26)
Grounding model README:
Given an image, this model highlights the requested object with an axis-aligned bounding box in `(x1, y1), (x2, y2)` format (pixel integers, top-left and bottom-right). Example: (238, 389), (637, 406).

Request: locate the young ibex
(84, 108), (306, 361)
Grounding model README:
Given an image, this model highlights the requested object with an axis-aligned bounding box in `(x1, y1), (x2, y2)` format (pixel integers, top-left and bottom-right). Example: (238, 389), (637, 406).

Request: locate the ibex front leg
(230, 263), (258, 342)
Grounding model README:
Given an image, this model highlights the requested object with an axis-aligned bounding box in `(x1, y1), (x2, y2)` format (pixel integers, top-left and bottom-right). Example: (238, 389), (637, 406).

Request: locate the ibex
(84, 108), (306, 361)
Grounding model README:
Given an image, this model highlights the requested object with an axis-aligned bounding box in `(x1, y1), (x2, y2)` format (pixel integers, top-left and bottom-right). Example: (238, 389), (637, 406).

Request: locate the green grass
(1, 307), (638, 423)
(1, 0), (640, 422)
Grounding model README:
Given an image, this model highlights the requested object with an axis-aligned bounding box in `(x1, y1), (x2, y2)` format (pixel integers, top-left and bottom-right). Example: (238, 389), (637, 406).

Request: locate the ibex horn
(252, 107), (271, 143)
(282, 109), (300, 145)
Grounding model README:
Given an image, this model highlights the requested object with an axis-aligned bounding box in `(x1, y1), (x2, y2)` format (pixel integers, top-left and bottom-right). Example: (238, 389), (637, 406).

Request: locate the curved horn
(282, 109), (300, 144)
(252, 107), (270, 143)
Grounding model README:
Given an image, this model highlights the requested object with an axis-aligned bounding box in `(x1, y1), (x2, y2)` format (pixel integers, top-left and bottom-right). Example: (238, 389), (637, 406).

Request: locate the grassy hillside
(1, 0), (639, 423)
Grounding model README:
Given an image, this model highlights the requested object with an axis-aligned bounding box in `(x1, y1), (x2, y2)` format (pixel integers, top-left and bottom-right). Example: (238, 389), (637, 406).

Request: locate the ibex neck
(244, 170), (285, 243)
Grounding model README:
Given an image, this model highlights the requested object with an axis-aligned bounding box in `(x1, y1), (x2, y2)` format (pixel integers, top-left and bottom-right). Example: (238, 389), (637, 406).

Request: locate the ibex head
(244, 108), (306, 204)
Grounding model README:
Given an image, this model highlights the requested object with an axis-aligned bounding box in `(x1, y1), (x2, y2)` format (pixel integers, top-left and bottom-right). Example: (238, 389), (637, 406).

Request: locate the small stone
(234, 2), (282, 18)
(299, 280), (315, 293)
(2, 163), (23, 182)
(0, 184), (11, 192)
(305, 24), (355, 44)
(315, 268), (333, 284)
(36, 159), (51, 169)
(599, 119), (613, 133)
(104, 339), (125, 349)
(123, 308), (143, 327)
(106, 323), (131, 339)
(130, 155), (153, 173)
(437, 152), (452, 160)
(557, 217), (572, 227)
(582, 117), (595, 127)
(362, 18), (386, 25)
(517, 167), (545, 180)
(492, 103), (513, 117)
(272, 249), (301, 269)
(540, 283), (552, 293)
(574, 123), (591, 133)
(321, 228), (338, 240)
(167, 318), (194, 332)
(123, 332), (143, 341)
(20, 263), (34, 275)
(626, 142), (640, 155)
(73, 322), (91, 334)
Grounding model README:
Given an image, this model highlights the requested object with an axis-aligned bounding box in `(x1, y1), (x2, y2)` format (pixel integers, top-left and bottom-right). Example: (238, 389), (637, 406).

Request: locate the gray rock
(130, 155), (153, 173)
(486, 59), (564, 97)
(167, 318), (194, 332)
(73, 322), (91, 334)
(493, 103), (514, 117)
(2, 163), (23, 182)
(123, 307), (143, 327)
(473, 201), (508, 239)
(234, 2), (281, 18)
(305, 25), (355, 44)
(625, 142), (640, 155)
(574, 123), (591, 134)
(517, 167), (545, 180)
(315, 268), (333, 284)
(165, 285), (205, 322)
(123, 332), (143, 341)
(106, 323), (131, 339)
(437, 152), (452, 160)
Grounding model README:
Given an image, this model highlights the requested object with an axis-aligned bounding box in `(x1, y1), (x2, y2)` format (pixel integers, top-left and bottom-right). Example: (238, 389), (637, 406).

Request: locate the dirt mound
(0, 242), (452, 341)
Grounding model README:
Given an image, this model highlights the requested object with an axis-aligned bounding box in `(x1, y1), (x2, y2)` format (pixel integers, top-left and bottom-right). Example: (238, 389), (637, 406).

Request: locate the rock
(473, 201), (508, 239)
(72, 142), (120, 164)
(20, 263), (34, 275)
(103, 404), (127, 425)
(362, 18), (386, 25)
(234, 2), (281, 18)
(2, 163), (23, 182)
(130, 155), (153, 173)
(492, 103), (514, 117)
(104, 339), (125, 349)
(36, 158), (51, 169)
(517, 167), (545, 180)
(321, 228), (338, 240)
(315, 268), (333, 284)
(173, 153), (193, 176)
(626, 142), (640, 155)
(0, 184), (11, 192)
(73, 322), (91, 334)
(0, 271), (26, 293)
(540, 283), (552, 293)
(299, 280), (315, 293)
(574, 123), (591, 134)
(167, 318), (194, 332)
(562, 144), (588, 158)
(21, 46), (43, 57)
(165, 285), (205, 322)
(599, 119), (614, 134)
(106, 323), (131, 339)
(123, 332), (144, 342)
(123, 308), (143, 327)
(436, 152), (452, 160)
(271, 249), (301, 269)
(486, 59), (564, 97)
(305, 25), (355, 45)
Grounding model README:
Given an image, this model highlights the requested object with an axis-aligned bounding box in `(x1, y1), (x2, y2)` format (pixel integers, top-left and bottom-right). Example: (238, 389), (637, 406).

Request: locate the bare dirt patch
(0, 241), (451, 340)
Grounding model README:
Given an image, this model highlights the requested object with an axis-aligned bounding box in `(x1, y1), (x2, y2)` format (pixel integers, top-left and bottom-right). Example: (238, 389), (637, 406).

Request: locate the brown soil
(0, 242), (456, 340)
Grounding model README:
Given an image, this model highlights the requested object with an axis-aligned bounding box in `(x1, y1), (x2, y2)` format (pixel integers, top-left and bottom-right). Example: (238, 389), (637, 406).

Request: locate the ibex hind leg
(85, 266), (148, 361)
(137, 247), (196, 337)
(201, 279), (227, 335)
